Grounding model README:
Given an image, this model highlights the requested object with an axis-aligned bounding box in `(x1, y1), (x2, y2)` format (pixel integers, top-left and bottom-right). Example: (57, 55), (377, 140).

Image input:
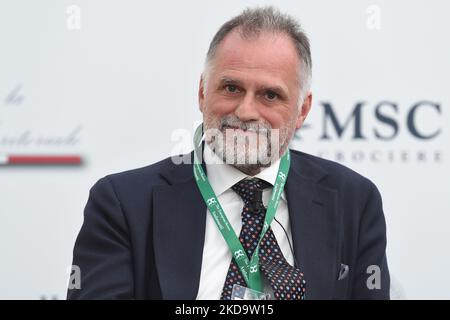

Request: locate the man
(67, 6), (389, 300)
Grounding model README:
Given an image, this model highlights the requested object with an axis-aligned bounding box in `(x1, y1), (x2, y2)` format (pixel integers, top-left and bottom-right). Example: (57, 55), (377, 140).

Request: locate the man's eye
(225, 85), (239, 93)
(265, 90), (279, 101)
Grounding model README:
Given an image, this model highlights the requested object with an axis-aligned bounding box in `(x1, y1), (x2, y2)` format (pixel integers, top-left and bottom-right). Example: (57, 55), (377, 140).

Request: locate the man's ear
(295, 92), (312, 129)
(198, 74), (205, 113)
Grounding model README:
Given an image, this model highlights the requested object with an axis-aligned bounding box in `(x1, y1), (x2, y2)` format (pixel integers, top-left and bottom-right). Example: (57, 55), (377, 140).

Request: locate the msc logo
(297, 101), (442, 141)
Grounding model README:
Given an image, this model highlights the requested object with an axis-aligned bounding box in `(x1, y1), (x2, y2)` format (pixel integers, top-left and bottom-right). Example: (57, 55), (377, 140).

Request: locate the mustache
(219, 116), (272, 133)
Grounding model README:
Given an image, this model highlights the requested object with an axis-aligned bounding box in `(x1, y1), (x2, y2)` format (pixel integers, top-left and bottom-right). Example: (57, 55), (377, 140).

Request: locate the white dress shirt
(196, 144), (295, 300)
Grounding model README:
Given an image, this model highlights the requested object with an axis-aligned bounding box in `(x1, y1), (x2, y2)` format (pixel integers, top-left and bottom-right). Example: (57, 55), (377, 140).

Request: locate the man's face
(199, 29), (312, 173)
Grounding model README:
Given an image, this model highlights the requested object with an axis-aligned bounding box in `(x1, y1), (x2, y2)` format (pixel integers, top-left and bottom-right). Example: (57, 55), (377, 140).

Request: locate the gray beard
(203, 114), (296, 175)
(205, 131), (292, 176)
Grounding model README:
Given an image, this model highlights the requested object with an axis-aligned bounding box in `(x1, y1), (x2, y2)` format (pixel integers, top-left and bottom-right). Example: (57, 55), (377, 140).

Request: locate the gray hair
(203, 6), (312, 105)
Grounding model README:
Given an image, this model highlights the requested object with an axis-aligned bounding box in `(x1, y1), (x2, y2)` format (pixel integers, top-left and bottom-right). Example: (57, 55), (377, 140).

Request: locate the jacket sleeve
(351, 180), (390, 299)
(67, 177), (134, 299)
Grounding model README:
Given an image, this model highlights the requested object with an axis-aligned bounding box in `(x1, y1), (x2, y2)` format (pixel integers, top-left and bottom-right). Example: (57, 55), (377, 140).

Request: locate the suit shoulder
(290, 149), (377, 190)
(93, 155), (181, 195)
(109, 156), (176, 180)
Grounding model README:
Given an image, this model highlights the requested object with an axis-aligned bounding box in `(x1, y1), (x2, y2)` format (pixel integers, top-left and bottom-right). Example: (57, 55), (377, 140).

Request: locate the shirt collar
(203, 143), (285, 199)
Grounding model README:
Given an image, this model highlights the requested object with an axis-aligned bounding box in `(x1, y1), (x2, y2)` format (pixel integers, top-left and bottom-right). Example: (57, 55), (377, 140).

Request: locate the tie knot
(232, 178), (271, 205)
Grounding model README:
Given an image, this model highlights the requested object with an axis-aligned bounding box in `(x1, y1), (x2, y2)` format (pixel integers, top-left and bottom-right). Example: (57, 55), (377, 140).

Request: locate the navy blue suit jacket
(67, 149), (390, 299)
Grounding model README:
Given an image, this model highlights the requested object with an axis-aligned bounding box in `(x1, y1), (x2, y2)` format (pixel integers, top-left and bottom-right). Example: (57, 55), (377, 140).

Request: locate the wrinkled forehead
(210, 29), (301, 81)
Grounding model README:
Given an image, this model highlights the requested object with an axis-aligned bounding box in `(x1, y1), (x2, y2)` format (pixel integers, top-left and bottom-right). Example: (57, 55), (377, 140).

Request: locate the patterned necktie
(220, 178), (306, 300)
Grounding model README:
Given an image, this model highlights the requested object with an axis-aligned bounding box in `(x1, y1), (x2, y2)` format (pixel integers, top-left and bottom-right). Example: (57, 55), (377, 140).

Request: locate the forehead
(211, 29), (300, 82)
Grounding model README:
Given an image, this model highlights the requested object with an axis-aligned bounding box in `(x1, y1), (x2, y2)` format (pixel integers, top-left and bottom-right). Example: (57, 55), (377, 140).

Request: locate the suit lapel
(153, 154), (207, 299)
(285, 150), (339, 300)
(152, 149), (339, 300)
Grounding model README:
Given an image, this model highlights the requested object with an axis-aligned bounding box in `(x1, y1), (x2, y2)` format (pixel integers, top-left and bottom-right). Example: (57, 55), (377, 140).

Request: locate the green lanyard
(192, 123), (290, 292)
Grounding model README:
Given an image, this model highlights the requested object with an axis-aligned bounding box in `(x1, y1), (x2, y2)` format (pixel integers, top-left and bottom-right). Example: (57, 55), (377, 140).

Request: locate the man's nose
(234, 93), (260, 122)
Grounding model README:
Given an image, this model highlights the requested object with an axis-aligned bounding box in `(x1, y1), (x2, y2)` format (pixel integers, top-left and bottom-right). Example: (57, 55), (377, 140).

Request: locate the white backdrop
(0, 0), (448, 299)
